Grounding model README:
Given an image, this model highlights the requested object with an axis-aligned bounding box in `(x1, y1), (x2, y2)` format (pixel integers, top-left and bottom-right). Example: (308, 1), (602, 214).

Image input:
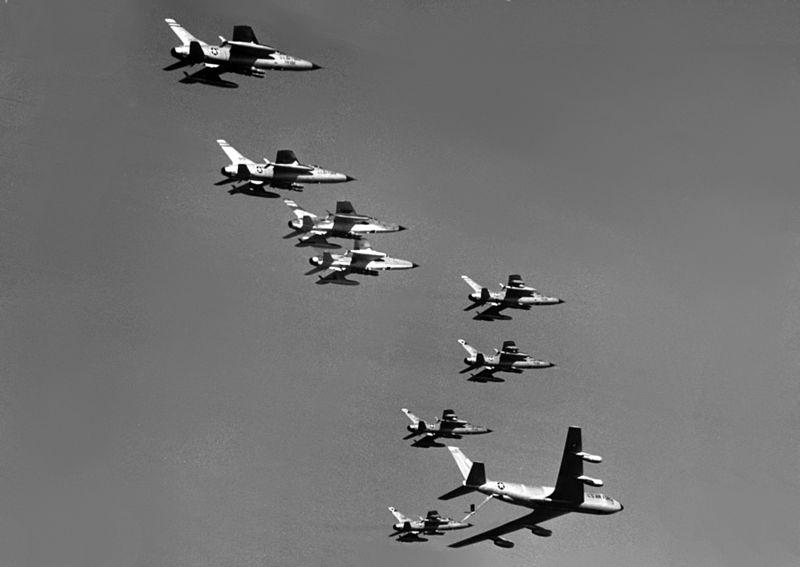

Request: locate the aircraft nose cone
(397, 225), (407, 231)
(310, 63), (323, 70)
(345, 175), (356, 182)
(557, 299), (565, 304)
(411, 263), (420, 269)
(620, 504), (624, 511)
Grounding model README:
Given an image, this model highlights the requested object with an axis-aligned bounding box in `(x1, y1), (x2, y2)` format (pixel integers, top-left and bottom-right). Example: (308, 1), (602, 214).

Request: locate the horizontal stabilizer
(439, 485), (475, 501)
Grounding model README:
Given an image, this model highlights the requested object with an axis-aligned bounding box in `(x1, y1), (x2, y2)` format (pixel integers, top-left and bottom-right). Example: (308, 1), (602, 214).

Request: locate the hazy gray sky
(2, 1), (799, 566)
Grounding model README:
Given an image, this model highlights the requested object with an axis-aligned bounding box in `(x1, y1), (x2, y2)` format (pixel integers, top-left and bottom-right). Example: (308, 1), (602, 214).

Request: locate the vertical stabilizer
(165, 19), (205, 46)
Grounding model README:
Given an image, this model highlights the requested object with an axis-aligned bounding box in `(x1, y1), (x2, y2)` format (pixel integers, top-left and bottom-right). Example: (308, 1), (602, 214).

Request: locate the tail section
(447, 447), (474, 481)
(284, 200), (318, 220)
(388, 506), (411, 523)
(461, 275), (482, 293)
(217, 139), (255, 165)
(401, 408), (419, 425)
(165, 18), (205, 46)
(440, 447), (486, 500)
(320, 252), (335, 267)
(458, 339), (478, 358)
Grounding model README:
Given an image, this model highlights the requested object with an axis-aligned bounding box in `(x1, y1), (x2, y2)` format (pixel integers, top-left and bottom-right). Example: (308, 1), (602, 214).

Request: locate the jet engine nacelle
(493, 536), (515, 548)
(576, 451), (602, 464)
(529, 526), (552, 537)
(578, 475), (604, 487)
(407, 421), (427, 433)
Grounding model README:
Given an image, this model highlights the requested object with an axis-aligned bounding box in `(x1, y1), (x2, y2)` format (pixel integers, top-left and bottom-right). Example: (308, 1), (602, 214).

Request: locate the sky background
(2, 1), (800, 565)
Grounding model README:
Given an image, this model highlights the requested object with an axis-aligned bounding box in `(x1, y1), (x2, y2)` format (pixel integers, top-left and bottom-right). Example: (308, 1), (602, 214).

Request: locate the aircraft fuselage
(467, 290), (563, 307)
(172, 43), (319, 71)
(473, 481), (623, 515)
(221, 162), (351, 185)
(290, 217), (404, 238)
(408, 422), (492, 437)
(464, 353), (554, 370)
(309, 254), (417, 273)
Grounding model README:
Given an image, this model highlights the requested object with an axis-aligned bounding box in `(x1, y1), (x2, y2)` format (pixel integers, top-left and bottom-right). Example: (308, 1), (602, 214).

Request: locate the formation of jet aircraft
(388, 507), (472, 542)
(306, 239), (418, 285)
(458, 339), (554, 381)
(165, 19), (321, 87)
(401, 409), (492, 447)
(216, 140), (354, 193)
(284, 200), (406, 247)
(440, 427), (622, 548)
(162, 16), (622, 555)
(463, 274), (563, 320)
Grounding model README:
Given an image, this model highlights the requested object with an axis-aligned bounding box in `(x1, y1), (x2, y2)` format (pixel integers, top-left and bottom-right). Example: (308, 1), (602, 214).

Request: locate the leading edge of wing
(448, 510), (567, 548)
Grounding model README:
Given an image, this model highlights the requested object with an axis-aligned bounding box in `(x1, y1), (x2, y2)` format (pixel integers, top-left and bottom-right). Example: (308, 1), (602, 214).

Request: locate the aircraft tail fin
(457, 339), (477, 357)
(388, 506), (411, 523)
(284, 199), (318, 221)
(217, 139), (254, 165)
(440, 447), (485, 500)
(165, 19), (205, 46)
(448, 447), (474, 481)
(461, 275), (482, 293)
(401, 408), (419, 425)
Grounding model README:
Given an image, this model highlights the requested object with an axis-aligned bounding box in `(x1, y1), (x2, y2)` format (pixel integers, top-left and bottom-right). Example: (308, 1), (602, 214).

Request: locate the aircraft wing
(476, 304), (506, 319)
(548, 426), (586, 503)
(331, 215), (357, 233)
(348, 250), (379, 271)
(272, 163), (314, 173)
(448, 509), (567, 548)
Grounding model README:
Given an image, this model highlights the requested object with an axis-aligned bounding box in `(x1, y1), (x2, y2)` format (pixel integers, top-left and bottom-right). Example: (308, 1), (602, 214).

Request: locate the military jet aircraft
(306, 239), (418, 285)
(401, 409), (492, 447)
(440, 427), (623, 549)
(463, 274), (563, 320)
(216, 140), (354, 193)
(284, 200), (405, 248)
(388, 507), (472, 542)
(165, 19), (321, 87)
(458, 339), (553, 381)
